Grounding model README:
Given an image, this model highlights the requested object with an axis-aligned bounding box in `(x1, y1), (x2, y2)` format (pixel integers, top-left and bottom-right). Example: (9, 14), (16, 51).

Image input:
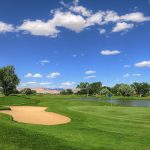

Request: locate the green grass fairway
(0, 95), (150, 150)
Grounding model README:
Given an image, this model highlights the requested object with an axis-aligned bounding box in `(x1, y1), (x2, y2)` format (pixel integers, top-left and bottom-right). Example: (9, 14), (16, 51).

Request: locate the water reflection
(105, 99), (150, 107)
(70, 98), (150, 107)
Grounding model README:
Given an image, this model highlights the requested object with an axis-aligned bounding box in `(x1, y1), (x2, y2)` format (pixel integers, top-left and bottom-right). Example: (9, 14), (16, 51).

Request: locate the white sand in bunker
(0, 106), (71, 125)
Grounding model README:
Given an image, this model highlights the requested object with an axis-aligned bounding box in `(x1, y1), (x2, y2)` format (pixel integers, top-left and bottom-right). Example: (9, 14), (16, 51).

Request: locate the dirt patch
(0, 106), (71, 125)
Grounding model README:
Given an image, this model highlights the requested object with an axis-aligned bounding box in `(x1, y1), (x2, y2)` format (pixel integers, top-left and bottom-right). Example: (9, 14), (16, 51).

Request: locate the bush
(100, 88), (111, 96)
(60, 89), (73, 95)
(131, 82), (150, 97)
(20, 88), (37, 95)
(117, 84), (135, 96)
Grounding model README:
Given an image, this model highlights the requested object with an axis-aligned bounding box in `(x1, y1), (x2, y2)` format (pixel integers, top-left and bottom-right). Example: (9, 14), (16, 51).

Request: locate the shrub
(20, 88), (37, 95)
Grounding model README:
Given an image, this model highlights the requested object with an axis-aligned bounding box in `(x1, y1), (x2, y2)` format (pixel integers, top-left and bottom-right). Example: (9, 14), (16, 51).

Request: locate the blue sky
(0, 0), (150, 88)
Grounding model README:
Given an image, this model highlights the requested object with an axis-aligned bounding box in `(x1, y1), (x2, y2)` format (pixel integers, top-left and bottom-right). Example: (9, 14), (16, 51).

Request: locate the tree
(117, 84), (135, 96)
(77, 82), (102, 96)
(100, 88), (111, 96)
(89, 82), (102, 95)
(102, 86), (111, 91)
(111, 84), (122, 95)
(77, 82), (90, 96)
(31, 90), (37, 94)
(20, 88), (36, 95)
(140, 82), (150, 97)
(66, 89), (73, 95)
(131, 82), (150, 97)
(0, 87), (2, 94)
(60, 89), (73, 95)
(0, 65), (20, 96)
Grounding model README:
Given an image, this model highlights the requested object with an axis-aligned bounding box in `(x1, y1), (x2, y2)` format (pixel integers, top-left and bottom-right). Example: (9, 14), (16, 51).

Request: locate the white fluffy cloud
(16, 2), (150, 37)
(26, 81), (36, 84)
(39, 60), (50, 65)
(69, 5), (92, 17)
(132, 73), (141, 77)
(135, 61), (150, 67)
(1, 2), (150, 37)
(19, 81), (53, 88)
(121, 12), (150, 22)
(123, 73), (130, 78)
(85, 70), (96, 75)
(24, 73), (32, 77)
(85, 12), (104, 27)
(60, 82), (76, 88)
(84, 75), (96, 79)
(47, 72), (60, 78)
(20, 82), (37, 87)
(18, 10), (86, 37)
(103, 11), (150, 23)
(112, 22), (134, 32)
(32, 74), (42, 78)
(53, 11), (86, 32)
(99, 28), (106, 34)
(61, 82), (76, 86)
(84, 70), (96, 79)
(123, 73), (141, 78)
(25, 73), (42, 78)
(101, 50), (121, 55)
(103, 11), (120, 23)
(0, 21), (14, 33)
(17, 19), (59, 37)
(39, 82), (52, 85)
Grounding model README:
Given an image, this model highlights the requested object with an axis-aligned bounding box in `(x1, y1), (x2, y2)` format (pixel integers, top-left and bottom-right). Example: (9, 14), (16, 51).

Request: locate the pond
(70, 98), (150, 107)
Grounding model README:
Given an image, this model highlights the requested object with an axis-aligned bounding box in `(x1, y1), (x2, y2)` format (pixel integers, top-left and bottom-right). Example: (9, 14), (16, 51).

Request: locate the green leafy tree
(102, 86), (111, 91)
(60, 90), (66, 95)
(117, 84), (135, 96)
(66, 89), (73, 95)
(60, 89), (73, 95)
(20, 88), (36, 95)
(77, 82), (102, 96)
(77, 82), (90, 96)
(0, 65), (20, 96)
(111, 84), (123, 95)
(89, 82), (102, 95)
(31, 90), (37, 94)
(140, 82), (150, 97)
(131, 82), (150, 97)
(100, 88), (111, 96)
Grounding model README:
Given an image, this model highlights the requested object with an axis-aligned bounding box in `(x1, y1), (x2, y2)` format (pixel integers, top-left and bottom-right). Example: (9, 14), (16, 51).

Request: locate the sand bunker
(0, 106), (71, 125)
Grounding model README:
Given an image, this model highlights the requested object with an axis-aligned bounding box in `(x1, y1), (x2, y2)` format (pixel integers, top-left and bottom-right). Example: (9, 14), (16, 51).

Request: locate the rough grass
(0, 95), (149, 150)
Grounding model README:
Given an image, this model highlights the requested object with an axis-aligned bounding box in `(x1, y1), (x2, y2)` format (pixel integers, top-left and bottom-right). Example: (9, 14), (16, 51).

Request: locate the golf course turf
(0, 95), (150, 150)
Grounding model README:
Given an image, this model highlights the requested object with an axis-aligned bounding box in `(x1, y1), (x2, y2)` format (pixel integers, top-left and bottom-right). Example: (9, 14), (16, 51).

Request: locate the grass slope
(0, 95), (150, 150)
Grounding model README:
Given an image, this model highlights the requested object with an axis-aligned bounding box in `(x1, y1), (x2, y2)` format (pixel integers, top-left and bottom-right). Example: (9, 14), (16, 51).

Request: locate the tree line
(61, 82), (150, 97)
(0, 65), (150, 97)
